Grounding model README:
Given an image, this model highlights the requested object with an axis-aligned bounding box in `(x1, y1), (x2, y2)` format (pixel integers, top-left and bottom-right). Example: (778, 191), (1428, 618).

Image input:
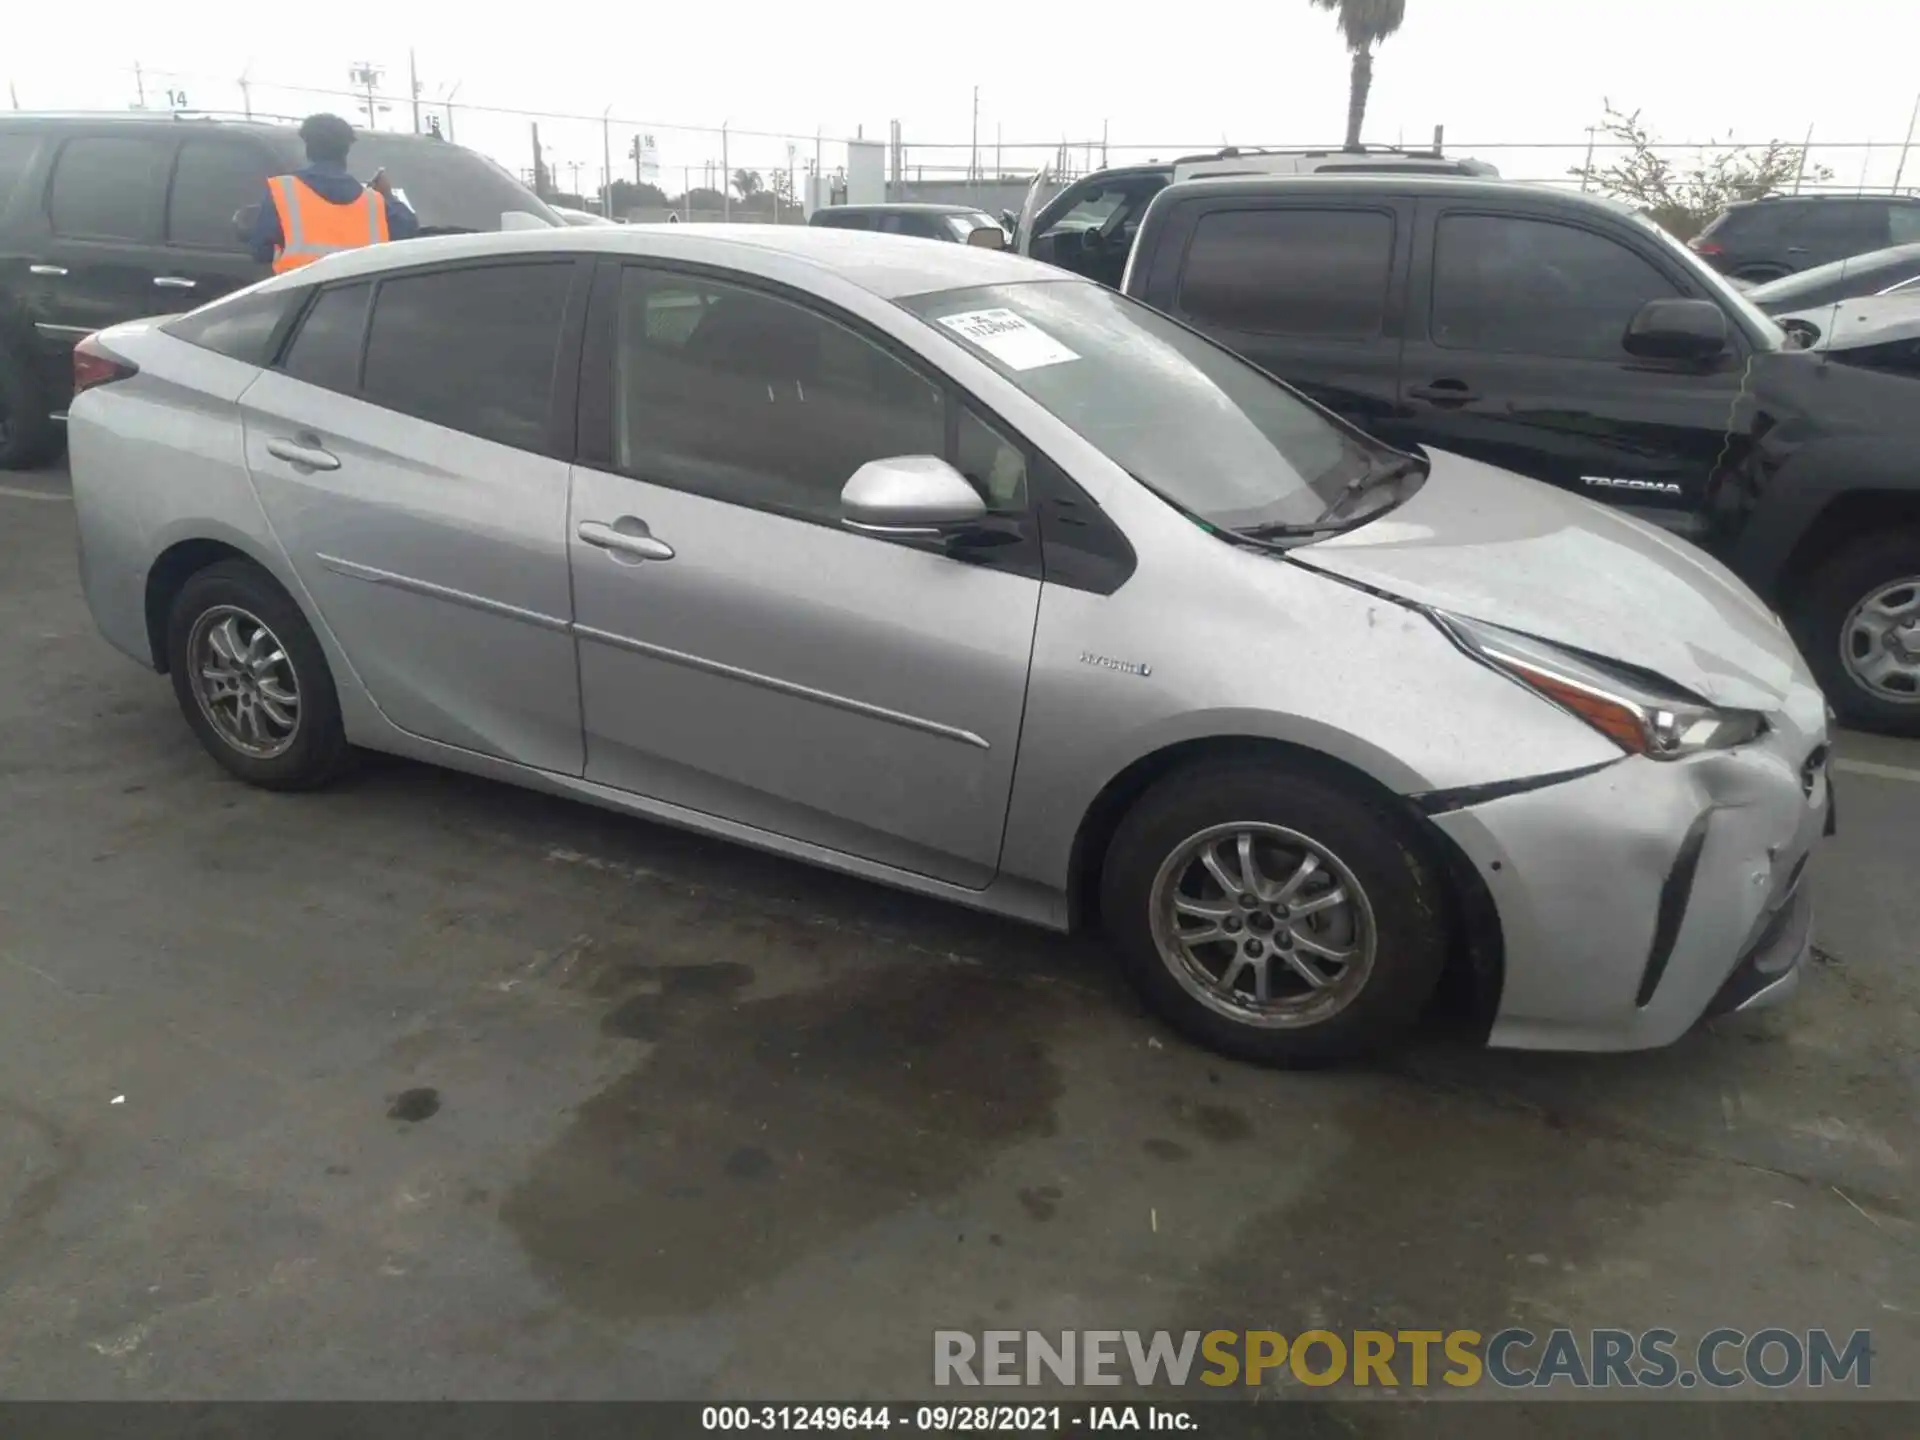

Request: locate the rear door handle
(578, 519), (675, 562)
(29, 264), (68, 277)
(1407, 381), (1481, 406)
(265, 437), (341, 471)
(153, 276), (197, 290)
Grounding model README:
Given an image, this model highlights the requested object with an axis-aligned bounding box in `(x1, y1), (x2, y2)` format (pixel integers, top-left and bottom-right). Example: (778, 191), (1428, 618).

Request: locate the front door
(240, 257), (590, 774)
(1395, 204), (1746, 533)
(568, 263), (1040, 888)
(151, 135), (278, 308)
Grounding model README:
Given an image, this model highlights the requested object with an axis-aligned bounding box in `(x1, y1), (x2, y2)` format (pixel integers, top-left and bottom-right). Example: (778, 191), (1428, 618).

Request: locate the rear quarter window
(0, 131), (39, 214)
(165, 286), (299, 366)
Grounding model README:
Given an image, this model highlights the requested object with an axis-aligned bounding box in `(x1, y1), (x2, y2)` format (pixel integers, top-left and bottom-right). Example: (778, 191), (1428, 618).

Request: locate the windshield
(348, 137), (561, 233)
(901, 281), (1393, 531)
(1627, 212), (1782, 350)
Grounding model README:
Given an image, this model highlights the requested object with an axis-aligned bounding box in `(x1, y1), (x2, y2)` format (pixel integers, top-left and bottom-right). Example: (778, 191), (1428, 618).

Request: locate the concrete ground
(1, 462), (1914, 1416)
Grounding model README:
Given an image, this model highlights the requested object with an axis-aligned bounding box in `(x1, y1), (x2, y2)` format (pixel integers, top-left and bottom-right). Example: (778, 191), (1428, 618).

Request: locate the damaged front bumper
(1426, 699), (1831, 1053)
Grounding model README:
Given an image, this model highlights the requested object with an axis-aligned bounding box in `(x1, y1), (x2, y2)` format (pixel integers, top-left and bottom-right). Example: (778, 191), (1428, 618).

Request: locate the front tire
(1099, 760), (1448, 1066)
(1789, 530), (1920, 736)
(166, 560), (352, 788)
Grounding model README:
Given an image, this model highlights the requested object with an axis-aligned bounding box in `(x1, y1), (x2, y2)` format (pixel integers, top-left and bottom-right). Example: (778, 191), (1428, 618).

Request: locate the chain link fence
(68, 65), (1920, 223)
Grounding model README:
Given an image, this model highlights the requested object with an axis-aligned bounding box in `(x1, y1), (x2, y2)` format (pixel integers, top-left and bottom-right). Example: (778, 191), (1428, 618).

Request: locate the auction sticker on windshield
(937, 309), (1079, 370)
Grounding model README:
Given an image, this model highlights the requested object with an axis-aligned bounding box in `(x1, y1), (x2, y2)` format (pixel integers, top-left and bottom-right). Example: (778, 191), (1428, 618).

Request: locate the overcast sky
(10, 0), (1920, 194)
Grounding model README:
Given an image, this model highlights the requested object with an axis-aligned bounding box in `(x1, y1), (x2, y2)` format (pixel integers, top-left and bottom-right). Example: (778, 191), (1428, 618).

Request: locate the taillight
(72, 335), (138, 397)
(1688, 238), (1723, 256)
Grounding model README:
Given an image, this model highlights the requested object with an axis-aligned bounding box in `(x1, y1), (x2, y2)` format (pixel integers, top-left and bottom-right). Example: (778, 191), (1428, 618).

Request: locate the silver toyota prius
(66, 225), (1833, 1065)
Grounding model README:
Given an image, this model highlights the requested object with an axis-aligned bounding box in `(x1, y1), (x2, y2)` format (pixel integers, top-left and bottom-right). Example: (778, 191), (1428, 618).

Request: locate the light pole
(349, 63), (387, 130)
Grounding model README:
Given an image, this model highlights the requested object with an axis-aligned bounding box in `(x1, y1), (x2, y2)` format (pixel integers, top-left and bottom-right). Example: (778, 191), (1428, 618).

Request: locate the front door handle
(1407, 380), (1481, 406)
(153, 276), (197, 290)
(265, 437), (341, 471)
(578, 519), (675, 562)
(29, 264), (68, 277)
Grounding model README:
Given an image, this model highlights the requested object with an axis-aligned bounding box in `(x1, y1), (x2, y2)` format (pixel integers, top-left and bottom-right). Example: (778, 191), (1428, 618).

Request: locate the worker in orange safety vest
(249, 114), (418, 273)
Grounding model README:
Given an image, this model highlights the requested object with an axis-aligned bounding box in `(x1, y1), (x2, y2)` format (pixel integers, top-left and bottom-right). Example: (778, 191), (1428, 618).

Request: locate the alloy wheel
(1148, 822), (1377, 1030)
(188, 605), (303, 758)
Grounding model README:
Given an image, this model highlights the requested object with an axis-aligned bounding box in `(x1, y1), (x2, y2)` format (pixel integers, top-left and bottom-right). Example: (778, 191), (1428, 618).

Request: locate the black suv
(0, 112), (559, 468)
(1689, 194), (1920, 282)
(1122, 174), (1920, 734)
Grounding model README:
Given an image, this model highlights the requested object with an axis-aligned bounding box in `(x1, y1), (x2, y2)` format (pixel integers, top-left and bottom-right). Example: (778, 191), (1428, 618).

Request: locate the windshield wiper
(1233, 455), (1427, 541)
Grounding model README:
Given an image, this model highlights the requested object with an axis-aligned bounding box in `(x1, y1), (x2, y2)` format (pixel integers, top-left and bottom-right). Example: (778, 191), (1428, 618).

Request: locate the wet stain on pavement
(1168, 1096), (1253, 1145)
(387, 1087), (441, 1123)
(1017, 1185), (1064, 1221)
(502, 954), (1066, 1319)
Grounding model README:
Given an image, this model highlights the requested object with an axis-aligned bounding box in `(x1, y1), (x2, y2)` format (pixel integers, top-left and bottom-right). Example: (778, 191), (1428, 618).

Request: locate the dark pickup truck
(1116, 174), (1920, 735)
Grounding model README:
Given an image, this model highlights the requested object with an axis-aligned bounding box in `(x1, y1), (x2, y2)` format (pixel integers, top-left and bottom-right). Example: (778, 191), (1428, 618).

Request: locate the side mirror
(1624, 297), (1728, 361)
(841, 456), (987, 536)
(965, 225), (1006, 250)
(233, 203), (262, 242)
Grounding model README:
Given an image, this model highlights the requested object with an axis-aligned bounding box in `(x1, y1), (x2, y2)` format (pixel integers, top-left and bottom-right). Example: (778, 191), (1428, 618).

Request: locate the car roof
(1153, 172), (1572, 208)
(0, 111), (475, 156)
(1725, 193), (1920, 209)
(827, 203), (994, 216)
(261, 223), (1071, 299)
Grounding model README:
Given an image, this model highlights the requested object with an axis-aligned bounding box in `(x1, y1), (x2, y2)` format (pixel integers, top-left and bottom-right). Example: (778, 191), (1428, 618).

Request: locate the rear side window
(360, 262), (573, 451)
(1431, 214), (1679, 360)
(281, 282), (371, 392)
(48, 136), (171, 241)
(166, 287), (296, 365)
(168, 140), (273, 250)
(1889, 207), (1920, 245)
(1785, 202), (1889, 247)
(0, 132), (38, 213)
(1177, 208), (1395, 339)
(814, 210), (869, 230)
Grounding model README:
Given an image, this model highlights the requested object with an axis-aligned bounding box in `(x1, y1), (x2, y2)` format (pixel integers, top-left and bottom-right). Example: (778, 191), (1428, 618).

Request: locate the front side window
(168, 140), (273, 250)
(1178, 207), (1395, 339)
(1432, 214), (1680, 360)
(901, 280), (1392, 533)
(612, 267), (945, 523)
(280, 282), (370, 392)
(48, 136), (170, 241)
(1888, 207), (1920, 245)
(360, 262), (572, 451)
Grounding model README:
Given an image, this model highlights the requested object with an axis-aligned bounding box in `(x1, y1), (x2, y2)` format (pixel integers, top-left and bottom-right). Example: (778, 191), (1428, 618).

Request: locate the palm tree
(1308, 0), (1407, 149)
(732, 168), (764, 200)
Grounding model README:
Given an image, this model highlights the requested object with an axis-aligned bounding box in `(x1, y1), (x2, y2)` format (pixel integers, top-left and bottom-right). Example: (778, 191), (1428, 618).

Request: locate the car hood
(1297, 449), (1800, 710)
(1776, 293), (1920, 350)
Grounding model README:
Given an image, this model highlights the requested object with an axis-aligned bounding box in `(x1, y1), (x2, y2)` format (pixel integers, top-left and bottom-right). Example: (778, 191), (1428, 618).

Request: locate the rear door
(1395, 202), (1746, 531)
(1783, 201), (1892, 270)
(566, 261), (1042, 888)
(240, 256), (590, 772)
(1136, 194), (1411, 437)
(155, 135), (278, 305)
(23, 129), (175, 372)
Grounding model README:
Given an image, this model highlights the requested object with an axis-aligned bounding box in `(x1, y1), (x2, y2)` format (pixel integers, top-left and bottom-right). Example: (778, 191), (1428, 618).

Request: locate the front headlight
(1434, 613), (1766, 759)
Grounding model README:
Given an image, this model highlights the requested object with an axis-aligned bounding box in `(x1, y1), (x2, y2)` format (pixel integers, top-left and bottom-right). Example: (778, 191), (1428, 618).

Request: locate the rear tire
(165, 560), (353, 789)
(1789, 529), (1920, 736)
(0, 343), (61, 471)
(1099, 760), (1448, 1067)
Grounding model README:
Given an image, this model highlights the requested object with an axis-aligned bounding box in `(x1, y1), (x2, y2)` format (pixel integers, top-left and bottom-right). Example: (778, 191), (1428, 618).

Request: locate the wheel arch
(1776, 488), (1920, 597)
(144, 530), (301, 673)
(1063, 733), (1504, 1035)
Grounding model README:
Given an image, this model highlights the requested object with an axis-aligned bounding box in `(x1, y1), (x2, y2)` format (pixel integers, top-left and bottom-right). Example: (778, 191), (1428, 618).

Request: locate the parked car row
(979, 168), (1919, 739)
